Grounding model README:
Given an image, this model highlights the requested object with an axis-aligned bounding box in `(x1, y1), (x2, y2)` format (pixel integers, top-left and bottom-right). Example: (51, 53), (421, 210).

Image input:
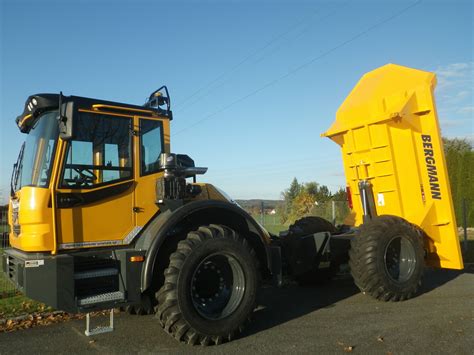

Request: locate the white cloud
(436, 62), (473, 87)
(456, 106), (474, 114)
(445, 134), (474, 148)
(436, 62), (473, 92)
(435, 62), (474, 138)
(439, 118), (472, 128)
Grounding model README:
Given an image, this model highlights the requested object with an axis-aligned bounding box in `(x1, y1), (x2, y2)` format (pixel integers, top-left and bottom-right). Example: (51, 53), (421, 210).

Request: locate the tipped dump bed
(323, 64), (463, 270)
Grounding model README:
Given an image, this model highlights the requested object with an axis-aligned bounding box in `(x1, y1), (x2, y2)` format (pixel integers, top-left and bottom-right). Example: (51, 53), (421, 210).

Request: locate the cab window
(140, 119), (164, 175)
(60, 112), (132, 188)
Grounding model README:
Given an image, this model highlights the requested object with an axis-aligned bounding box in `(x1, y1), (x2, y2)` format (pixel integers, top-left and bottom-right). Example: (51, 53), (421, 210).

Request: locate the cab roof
(16, 93), (173, 133)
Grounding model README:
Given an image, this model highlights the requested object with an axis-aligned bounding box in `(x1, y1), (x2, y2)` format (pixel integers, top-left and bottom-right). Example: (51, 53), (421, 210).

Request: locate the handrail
(92, 104), (154, 115)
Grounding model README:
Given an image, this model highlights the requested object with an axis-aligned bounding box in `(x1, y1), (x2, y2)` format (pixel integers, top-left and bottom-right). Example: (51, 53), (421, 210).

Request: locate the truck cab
(9, 90), (175, 253)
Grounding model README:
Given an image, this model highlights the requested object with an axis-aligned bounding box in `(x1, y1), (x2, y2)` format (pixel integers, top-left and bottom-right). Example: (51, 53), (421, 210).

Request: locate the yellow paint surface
(323, 64), (463, 270)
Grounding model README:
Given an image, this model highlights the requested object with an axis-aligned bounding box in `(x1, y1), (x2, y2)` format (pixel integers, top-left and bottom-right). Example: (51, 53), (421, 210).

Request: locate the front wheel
(349, 215), (425, 301)
(155, 224), (258, 345)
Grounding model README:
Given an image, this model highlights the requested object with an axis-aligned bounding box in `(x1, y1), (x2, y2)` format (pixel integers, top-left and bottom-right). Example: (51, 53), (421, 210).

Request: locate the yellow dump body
(323, 64), (463, 270)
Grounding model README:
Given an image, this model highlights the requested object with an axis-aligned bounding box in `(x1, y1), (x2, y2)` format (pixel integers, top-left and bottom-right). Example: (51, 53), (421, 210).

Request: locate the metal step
(85, 309), (115, 336)
(77, 291), (124, 306)
(74, 268), (118, 280)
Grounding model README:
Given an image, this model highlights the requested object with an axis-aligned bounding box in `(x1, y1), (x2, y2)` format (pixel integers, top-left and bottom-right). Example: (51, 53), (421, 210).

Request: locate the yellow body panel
(323, 64), (463, 270)
(56, 182), (135, 249)
(133, 116), (168, 227)
(8, 187), (54, 252)
(192, 183), (233, 202)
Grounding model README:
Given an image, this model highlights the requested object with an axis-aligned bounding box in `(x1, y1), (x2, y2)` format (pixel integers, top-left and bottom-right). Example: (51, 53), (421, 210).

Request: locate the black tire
(349, 215), (424, 301)
(286, 217), (338, 285)
(155, 224), (258, 345)
(289, 216), (337, 236)
(124, 292), (156, 315)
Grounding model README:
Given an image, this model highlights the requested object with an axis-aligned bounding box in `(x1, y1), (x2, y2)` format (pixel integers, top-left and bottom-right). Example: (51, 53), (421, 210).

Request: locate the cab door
(56, 110), (136, 249)
(132, 116), (169, 227)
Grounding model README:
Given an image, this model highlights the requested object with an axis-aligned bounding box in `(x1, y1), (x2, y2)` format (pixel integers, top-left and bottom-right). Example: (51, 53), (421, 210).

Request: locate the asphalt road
(1, 267), (473, 354)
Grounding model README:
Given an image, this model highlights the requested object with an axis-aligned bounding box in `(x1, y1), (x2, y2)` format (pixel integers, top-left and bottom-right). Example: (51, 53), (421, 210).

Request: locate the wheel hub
(191, 253), (245, 320)
(384, 235), (417, 283)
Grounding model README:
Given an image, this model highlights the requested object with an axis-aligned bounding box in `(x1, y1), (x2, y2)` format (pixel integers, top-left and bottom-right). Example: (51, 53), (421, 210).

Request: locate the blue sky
(0, 0), (472, 203)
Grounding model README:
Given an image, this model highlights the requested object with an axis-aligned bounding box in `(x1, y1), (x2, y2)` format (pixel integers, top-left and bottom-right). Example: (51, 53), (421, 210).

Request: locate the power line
(175, 3), (347, 115)
(173, 0), (422, 136)
(173, 2), (347, 111)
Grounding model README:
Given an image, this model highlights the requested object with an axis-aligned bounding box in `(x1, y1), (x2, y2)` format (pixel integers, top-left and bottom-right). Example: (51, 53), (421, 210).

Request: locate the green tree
(280, 178), (302, 221)
(284, 178), (302, 203)
(303, 181), (319, 196)
(280, 179), (341, 224)
(315, 185), (331, 204)
(332, 187), (347, 201)
(443, 137), (473, 226)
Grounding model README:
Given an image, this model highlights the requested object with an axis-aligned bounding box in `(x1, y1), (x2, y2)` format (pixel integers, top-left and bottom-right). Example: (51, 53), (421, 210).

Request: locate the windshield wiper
(10, 142), (25, 197)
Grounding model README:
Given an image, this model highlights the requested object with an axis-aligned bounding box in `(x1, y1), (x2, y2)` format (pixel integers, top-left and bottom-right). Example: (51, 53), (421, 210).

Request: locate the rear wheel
(349, 215), (425, 301)
(288, 216), (337, 235)
(155, 224), (258, 345)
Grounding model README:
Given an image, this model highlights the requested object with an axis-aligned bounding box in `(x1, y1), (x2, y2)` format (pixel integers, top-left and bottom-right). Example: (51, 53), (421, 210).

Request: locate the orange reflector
(130, 256), (145, 262)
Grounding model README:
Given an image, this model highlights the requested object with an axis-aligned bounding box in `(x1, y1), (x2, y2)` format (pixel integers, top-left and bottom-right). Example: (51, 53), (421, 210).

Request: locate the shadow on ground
(242, 266), (466, 339)
(246, 275), (358, 336)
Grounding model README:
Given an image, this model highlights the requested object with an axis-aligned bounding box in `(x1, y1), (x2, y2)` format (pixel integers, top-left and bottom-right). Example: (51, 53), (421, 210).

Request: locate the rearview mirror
(58, 101), (74, 140)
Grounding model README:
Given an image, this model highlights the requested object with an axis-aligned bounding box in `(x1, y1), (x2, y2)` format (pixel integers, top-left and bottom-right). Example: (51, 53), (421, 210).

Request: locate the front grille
(7, 256), (15, 278)
(12, 225), (20, 236)
(6, 255), (23, 288)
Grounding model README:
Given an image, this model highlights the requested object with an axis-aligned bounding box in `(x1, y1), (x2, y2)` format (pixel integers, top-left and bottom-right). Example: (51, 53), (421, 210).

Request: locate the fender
(137, 199), (273, 291)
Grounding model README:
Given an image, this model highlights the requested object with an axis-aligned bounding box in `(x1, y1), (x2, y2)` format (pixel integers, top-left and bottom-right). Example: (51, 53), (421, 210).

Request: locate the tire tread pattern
(155, 224), (256, 345)
(349, 215), (424, 302)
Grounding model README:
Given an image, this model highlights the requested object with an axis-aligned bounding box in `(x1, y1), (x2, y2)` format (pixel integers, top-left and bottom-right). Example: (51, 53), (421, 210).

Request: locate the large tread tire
(349, 215), (424, 302)
(287, 216), (338, 285)
(289, 216), (337, 236)
(155, 224), (258, 345)
(124, 292), (156, 315)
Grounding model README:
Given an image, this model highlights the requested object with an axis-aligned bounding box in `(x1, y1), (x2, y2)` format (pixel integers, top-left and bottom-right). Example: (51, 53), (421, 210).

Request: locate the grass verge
(0, 295), (52, 319)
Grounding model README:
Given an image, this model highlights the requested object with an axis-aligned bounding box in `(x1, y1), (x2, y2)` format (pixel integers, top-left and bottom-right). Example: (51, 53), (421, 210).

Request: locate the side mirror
(58, 101), (74, 140)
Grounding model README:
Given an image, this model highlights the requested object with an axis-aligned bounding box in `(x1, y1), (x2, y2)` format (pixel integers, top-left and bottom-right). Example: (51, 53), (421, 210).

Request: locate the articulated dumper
(2, 64), (463, 344)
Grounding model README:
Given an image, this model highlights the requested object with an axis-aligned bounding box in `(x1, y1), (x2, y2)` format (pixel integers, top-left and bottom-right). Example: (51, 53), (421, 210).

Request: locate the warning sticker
(24, 260), (45, 268)
(377, 193), (385, 207)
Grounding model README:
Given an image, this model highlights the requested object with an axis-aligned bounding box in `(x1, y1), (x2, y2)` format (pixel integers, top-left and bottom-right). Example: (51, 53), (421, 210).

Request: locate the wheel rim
(191, 253), (246, 320)
(384, 235), (417, 283)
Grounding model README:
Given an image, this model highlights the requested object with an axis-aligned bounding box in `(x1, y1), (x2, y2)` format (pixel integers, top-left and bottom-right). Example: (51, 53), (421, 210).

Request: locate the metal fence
(253, 200), (350, 235)
(1, 204), (17, 299)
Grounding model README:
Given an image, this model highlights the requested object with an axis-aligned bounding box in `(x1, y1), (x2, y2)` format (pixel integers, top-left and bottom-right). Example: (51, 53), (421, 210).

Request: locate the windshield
(13, 110), (59, 191)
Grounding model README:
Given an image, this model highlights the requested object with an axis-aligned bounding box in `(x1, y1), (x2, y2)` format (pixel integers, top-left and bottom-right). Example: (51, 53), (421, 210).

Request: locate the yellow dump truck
(323, 63), (463, 300)
(2, 64), (463, 345)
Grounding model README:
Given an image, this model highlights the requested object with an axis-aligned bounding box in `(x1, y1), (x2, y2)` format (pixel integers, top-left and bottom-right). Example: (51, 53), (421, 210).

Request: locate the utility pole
(331, 200), (336, 225)
(261, 201), (265, 226)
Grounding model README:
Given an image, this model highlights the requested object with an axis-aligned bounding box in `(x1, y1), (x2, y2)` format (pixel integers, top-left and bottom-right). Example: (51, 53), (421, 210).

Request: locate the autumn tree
(279, 179), (343, 225)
